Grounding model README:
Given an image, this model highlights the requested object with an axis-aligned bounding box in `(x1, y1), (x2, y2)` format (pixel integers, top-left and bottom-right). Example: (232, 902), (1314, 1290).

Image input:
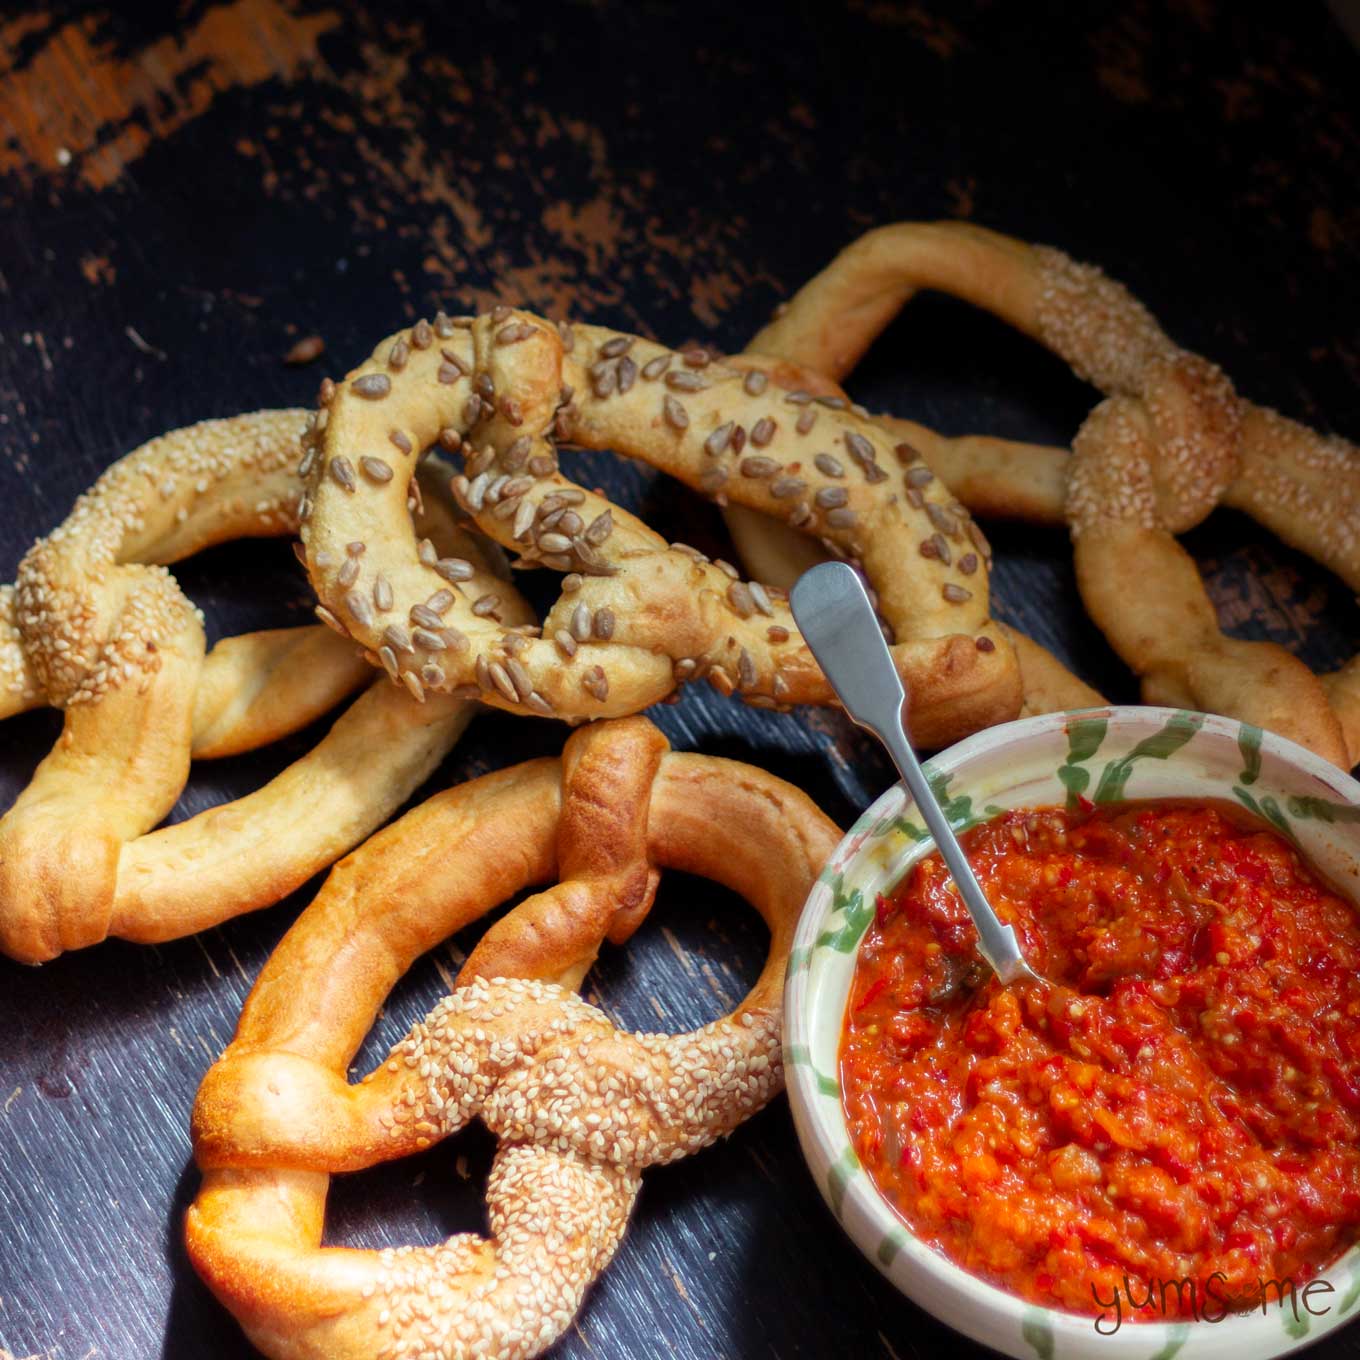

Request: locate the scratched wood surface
(0, 3), (1357, 1358)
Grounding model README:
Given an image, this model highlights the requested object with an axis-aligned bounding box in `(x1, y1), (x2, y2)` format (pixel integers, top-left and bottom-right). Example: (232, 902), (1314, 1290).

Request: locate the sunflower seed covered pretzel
(0, 412), (527, 963)
(299, 308), (1020, 743)
(730, 221), (1359, 767)
(187, 716), (840, 1360)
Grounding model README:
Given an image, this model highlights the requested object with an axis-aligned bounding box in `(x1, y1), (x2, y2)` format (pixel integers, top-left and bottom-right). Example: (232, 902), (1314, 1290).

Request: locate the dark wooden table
(1, 3), (1357, 1358)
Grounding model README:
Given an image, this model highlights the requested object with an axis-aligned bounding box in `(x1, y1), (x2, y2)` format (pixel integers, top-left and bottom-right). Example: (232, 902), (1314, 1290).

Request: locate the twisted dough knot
(1033, 248), (1244, 538)
(0, 413), (522, 963)
(187, 715), (841, 1360)
(298, 304), (1020, 745)
(730, 221), (1358, 767)
(11, 410), (301, 710)
(1066, 352), (1242, 537)
(404, 977), (779, 1168)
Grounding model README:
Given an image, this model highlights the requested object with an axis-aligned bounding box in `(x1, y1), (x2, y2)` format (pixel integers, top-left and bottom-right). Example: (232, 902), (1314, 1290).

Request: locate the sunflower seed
(704, 422), (734, 458)
(411, 626), (446, 652)
(435, 557), (475, 583)
(504, 657), (534, 701)
(346, 590), (374, 628)
(410, 603), (443, 630)
(737, 648), (757, 689)
(329, 457), (357, 493)
(488, 661), (518, 703)
(360, 456), (393, 485)
(582, 665), (609, 701)
(845, 432), (876, 467)
(315, 605), (348, 636)
(727, 581), (755, 618)
(511, 498), (537, 541)
(353, 374), (391, 399)
(748, 581), (774, 617)
(750, 417), (776, 447)
(584, 509), (613, 545)
(665, 370), (706, 392)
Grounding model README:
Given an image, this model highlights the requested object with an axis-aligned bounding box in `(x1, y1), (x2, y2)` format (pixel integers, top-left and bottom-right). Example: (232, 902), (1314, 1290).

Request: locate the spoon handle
(789, 561), (1038, 986)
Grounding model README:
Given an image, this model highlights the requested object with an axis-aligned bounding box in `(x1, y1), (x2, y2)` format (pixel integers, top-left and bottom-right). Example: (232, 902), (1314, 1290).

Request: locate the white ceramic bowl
(785, 706), (1360, 1360)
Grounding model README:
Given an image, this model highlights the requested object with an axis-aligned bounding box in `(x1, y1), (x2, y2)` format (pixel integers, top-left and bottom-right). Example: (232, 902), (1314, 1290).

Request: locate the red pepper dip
(841, 800), (1360, 1319)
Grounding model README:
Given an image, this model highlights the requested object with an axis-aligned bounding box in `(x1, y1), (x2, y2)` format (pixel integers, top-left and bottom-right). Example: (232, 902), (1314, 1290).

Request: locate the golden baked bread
(0, 412), (530, 963)
(728, 221), (1358, 765)
(187, 715), (841, 1360)
(297, 308), (1021, 746)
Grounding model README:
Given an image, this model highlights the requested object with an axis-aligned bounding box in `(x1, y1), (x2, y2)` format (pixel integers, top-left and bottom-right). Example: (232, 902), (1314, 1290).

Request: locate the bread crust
(0, 413), (528, 962)
(298, 309), (1021, 743)
(186, 716), (841, 1360)
(728, 222), (1358, 766)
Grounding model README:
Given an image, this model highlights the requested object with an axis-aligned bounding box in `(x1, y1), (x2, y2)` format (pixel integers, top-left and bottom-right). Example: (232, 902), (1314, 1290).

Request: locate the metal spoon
(789, 560), (1042, 986)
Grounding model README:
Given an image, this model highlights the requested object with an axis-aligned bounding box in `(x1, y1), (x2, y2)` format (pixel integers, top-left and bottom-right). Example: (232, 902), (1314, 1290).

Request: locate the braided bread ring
(731, 222), (1358, 765)
(299, 310), (1020, 745)
(187, 715), (840, 1360)
(0, 413), (529, 963)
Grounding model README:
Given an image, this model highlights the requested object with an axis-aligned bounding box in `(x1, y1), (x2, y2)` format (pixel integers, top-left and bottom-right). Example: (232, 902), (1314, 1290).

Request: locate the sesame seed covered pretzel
(0, 412), (528, 964)
(298, 308), (1021, 745)
(727, 221), (1359, 767)
(187, 715), (840, 1360)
